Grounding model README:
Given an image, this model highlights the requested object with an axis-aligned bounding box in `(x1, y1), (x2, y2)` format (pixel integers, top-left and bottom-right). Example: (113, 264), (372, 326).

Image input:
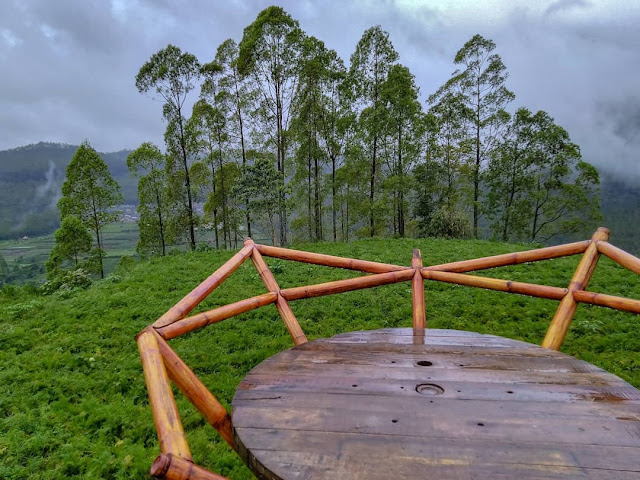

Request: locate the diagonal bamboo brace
(411, 249), (426, 329)
(137, 330), (192, 461)
(542, 227), (610, 350)
(154, 331), (235, 449)
(246, 238), (308, 345)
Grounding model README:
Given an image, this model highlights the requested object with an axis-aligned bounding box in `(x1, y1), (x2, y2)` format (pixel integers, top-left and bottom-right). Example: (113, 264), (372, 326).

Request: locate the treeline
(45, 6), (600, 281)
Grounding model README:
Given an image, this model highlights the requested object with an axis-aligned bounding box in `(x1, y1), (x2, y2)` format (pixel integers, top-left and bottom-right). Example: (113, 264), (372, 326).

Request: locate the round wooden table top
(232, 328), (640, 480)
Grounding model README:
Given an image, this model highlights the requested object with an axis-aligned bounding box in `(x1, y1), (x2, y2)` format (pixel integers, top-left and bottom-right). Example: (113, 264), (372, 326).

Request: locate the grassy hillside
(1, 238), (639, 479)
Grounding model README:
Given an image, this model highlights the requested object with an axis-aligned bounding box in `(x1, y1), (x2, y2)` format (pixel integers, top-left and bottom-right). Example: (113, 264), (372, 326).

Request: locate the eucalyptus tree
(238, 6), (304, 245)
(380, 64), (424, 237)
(527, 115), (600, 242)
(426, 91), (472, 213)
(58, 142), (123, 278)
(441, 34), (514, 237)
(136, 44), (201, 250)
(290, 35), (333, 241)
(215, 38), (255, 236)
(349, 26), (398, 236)
(197, 64), (234, 248)
(127, 142), (169, 256)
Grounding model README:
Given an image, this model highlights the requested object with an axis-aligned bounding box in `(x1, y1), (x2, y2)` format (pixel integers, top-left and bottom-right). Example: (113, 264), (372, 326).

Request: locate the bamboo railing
(137, 227), (640, 479)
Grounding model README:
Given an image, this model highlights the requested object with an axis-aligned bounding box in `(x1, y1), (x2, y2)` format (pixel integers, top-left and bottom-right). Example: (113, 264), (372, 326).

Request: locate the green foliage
(1, 238), (639, 479)
(0, 251), (9, 278)
(58, 142), (123, 278)
(39, 267), (92, 295)
(428, 206), (472, 238)
(46, 216), (93, 275)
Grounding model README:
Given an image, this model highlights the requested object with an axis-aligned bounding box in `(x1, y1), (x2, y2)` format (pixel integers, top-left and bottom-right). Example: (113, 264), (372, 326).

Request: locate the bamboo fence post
(597, 241), (640, 275)
(411, 249), (426, 329)
(246, 239), (308, 345)
(255, 243), (408, 273)
(154, 331), (235, 448)
(424, 241), (590, 273)
(542, 227), (610, 350)
(151, 454), (228, 480)
(280, 269), (414, 301)
(137, 330), (191, 461)
(153, 244), (254, 329)
(157, 293), (278, 340)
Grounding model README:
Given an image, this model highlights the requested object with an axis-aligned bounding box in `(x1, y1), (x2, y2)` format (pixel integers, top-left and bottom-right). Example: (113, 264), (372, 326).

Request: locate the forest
(29, 5), (601, 285)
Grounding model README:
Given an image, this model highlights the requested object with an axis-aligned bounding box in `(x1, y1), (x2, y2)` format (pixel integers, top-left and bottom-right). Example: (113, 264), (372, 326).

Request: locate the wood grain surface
(232, 328), (640, 479)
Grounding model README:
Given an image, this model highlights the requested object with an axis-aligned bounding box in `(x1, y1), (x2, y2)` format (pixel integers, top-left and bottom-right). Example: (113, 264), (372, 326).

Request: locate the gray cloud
(0, 0), (638, 180)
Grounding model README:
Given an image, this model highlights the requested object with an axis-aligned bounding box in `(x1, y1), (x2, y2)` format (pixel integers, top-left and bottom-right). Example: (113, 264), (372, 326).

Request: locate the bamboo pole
(280, 269), (415, 301)
(421, 270), (568, 300)
(597, 241), (640, 275)
(542, 227), (610, 350)
(573, 290), (640, 314)
(255, 243), (409, 273)
(425, 241), (590, 273)
(137, 330), (191, 460)
(151, 454), (228, 480)
(411, 249), (426, 329)
(154, 332), (235, 448)
(247, 239), (308, 345)
(152, 244), (254, 329)
(156, 293), (278, 340)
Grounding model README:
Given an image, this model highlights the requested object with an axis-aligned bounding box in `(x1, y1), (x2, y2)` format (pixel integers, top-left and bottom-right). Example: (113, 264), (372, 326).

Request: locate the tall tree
(0, 252), (8, 280)
(349, 26), (398, 236)
(136, 44), (201, 250)
(127, 142), (169, 256)
(58, 142), (122, 278)
(380, 64), (424, 237)
(215, 38), (255, 237)
(238, 6), (303, 245)
(442, 34), (514, 237)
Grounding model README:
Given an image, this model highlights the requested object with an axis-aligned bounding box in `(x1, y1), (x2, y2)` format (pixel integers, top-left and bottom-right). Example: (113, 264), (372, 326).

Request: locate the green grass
(1, 237), (639, 479)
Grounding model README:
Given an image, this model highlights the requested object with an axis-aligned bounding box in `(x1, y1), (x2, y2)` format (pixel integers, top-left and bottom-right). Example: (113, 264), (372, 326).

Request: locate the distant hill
(0, 142), (135, 240)
(0, 142), (638, 253)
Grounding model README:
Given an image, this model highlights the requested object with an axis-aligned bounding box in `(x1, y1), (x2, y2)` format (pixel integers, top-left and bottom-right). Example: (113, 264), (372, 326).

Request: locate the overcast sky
(0, 0), (638, 179)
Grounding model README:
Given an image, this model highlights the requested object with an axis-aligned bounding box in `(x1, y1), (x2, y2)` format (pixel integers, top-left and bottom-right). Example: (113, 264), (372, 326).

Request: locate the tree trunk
(332, 154), (337, 242)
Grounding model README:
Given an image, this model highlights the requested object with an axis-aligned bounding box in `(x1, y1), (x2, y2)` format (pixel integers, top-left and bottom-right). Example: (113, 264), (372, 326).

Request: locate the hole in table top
(391, 419), (398, 423)
(416, 360), (433, 367)
(352, 384), (358, 387)
(391, 361), (396, 364)
(416, 383), (444, 396)
(507, 390), (514, 394)
(477, 422), (485, 427)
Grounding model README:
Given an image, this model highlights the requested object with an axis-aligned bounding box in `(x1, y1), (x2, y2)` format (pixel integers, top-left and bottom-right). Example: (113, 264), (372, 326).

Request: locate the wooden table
(232, 328), (640, 479)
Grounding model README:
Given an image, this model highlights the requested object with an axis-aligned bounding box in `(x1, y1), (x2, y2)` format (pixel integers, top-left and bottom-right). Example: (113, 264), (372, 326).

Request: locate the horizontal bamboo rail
(597, 241), (640, 275)
(421, 270), (568, 300)
(151, 454), (228, 480)
(256, 243), (408, 273)
(425, 241), (590, 273)
(157, 293), (278, 340)
(573, 290), (640, 314)
(138, 227), (640, 479)
(280, 269), (414, 301)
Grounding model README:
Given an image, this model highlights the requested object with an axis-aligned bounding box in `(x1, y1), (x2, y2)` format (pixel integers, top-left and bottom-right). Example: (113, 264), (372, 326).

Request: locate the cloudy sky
(0, 0), (638, 179)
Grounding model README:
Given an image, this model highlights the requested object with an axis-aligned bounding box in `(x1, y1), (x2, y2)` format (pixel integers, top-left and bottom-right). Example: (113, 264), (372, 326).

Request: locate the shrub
(428, 207), (472, 239)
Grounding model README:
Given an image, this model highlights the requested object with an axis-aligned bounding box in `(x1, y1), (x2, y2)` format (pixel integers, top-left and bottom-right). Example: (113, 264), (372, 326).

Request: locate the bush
(428, 207), (472, 239)
(39, 268), (93, 295)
